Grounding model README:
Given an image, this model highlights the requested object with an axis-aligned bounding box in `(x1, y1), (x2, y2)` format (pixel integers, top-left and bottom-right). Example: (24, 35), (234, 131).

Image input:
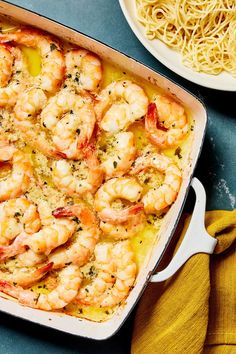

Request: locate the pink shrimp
(52, 143), (104, 196)
(145, 98), (189, 148)
(94, 177), (143, 224)
(0, 265), (83, 310)
(49, 203), (100, 269)
(0, 28), (65, 93)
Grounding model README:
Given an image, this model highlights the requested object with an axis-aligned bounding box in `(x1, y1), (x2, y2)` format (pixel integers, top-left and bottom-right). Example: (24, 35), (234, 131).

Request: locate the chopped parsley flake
(72, 217), (80, 223)
(50, 43), (57, 51)
(174, 147), (182, 159)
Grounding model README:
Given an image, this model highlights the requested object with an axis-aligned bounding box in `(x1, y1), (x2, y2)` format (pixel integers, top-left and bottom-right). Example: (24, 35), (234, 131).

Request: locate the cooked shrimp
(0, 262), (53, 288)
(77, 241), (136, 307)
(14, 87), (47, 123)
(145, 98), (189, 148)
(0, 129), (16, 161)
(24, 218), (76, 255)
(0, 265), (83, 310)
(49, 204), (100, 269)
(130, 152), (182, 213)
(65, 49), (102, 92)
(0, 44), (14, 87)
(0, 45), (27, 108)
(0, 217), (76, 260)
(99, 240), (136, 307)
(52, 144), (104, 196)
(0, 140), (32, 202)
(0, 232), (29, 260)
(0, 28), (65, 93)
(41, 89), (96, 159)
(76, 243), (116, 305)
(14, 87), (65, 159)
(15, 249), (47, 268)
(100, 213), (145, 239)
(0, 198), (41, 246)
(99, 132), (137, 178)
(94, 177), (143, 224)
(95, 80), (148, 132)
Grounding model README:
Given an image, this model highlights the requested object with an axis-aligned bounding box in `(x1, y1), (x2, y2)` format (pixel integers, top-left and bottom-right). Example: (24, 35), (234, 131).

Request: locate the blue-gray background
(1, 1), (235, 353)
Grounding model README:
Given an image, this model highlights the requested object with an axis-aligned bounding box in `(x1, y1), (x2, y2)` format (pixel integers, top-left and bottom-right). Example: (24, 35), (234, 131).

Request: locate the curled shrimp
(0, 197), (41, 246)
(0, 262), (53, 288)
(99, 240), (136, 307)
(77, 241), (136, 307)
(145, 98), (189, 148)
(0, 217), (76, 260)
(14, 87), (47, 123)
(49, 204), (100, 269)
(0, 45), (27, 108)
(14, 87), (65, 159)
(100, 213), (145, 239)
(65, 49), (102, 92)
(0, 129), (17, 161)
(0, 28), (65, 93)
(76, 243), (116, 305)
(99, 132), (137, 179)
(94, 177), (143, 224)
(130, 152), (182, 214)
(0, 44), (14, 87)
(52, 144), (104, 196)
(95, 80), (148, 132)
(0, 137), (32, 202)
(24, 218), (76, 255)
(0, 232), (32, 261)
(41, 89), (96, 159)
(0, 265), (83, 310)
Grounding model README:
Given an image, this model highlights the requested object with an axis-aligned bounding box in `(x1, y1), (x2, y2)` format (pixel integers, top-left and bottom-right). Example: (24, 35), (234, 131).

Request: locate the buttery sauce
(0, 19), (193, 322)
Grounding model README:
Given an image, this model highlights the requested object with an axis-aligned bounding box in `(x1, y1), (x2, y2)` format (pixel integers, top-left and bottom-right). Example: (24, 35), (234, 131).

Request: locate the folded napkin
(131, 210), (236, 354)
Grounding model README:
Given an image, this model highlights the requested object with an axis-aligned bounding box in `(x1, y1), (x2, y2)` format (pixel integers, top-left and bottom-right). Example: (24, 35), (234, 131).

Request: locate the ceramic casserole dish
(0, 0), (217, 340)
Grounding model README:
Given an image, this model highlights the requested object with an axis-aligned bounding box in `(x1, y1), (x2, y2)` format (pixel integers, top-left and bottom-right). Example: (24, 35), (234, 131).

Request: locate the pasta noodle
(135, 0), (236, 76)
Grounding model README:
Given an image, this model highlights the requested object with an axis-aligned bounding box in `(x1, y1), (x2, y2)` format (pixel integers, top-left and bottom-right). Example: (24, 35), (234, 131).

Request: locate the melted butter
(131, 222), (160, 271)
(31, 281), (49, 295)
(102, 61), (162, 101)
(21, 46), (41, 76)
(0, 21), (19, 32)
(64, 302), (116, 322)
(129, 122), (149, 151)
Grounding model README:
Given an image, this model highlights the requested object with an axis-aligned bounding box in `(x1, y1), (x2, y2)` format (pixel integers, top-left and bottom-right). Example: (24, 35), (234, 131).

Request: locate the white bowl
(119, 0), (236, 91)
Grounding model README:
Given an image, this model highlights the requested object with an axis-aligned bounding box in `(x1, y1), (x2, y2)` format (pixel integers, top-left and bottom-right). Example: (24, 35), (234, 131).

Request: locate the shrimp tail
(52, 206), (74, 218)
(52, 204), (98, 226)
(0, 232), (29, 260)
(55, 151), (68, 159)
(0, 161), (6, 168)
(98, 202), (144, 224)
(0, 280), (21, 299)
(146, 102), (167, 132)
(129, 202), (144, 215)
(33, 262), (53, 280)
(5, 262), (54, 288)
(82, 143), (94, 158)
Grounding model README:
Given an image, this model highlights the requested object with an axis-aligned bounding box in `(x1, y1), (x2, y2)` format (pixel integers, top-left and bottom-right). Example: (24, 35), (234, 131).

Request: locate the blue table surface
(0, 1), (235, 353)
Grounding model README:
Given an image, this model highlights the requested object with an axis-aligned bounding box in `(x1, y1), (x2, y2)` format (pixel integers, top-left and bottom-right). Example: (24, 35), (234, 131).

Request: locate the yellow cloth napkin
(131, 210), (236, 354)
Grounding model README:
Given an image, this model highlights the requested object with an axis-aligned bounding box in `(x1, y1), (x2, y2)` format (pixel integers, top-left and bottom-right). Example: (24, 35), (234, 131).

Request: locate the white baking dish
(0, 0), (217, 340)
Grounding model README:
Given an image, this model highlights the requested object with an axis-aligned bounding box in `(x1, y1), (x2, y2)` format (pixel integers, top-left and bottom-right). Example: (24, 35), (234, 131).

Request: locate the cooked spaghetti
(136, 0), (236, 76)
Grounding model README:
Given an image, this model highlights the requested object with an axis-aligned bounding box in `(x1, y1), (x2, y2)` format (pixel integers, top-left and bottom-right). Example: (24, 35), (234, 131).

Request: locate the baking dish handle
(150, 177), (217, 283)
